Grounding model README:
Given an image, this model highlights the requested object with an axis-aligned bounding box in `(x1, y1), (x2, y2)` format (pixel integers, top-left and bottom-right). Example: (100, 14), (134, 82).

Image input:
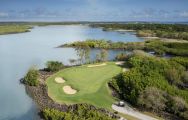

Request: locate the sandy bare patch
(160, 38), (188, 43)
(87, 63), (106, 67)
(54, 77), (65, 83)
(122, 68), (129, 72)
(115, 61), (125, 65)
(63, 85), (77, 94)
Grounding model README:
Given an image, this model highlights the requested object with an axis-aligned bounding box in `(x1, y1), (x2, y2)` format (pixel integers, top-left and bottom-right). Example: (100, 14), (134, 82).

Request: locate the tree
(23, 67), (39, 86)
(75, 47), (84, 64)
(84, 47), (91, 64)
(100, 49), (108, 62)
(75, 47), (91, 64)
(69, 59), (77, 66)
(95, 53), (101, 63)
(115, 53), (127, 61)
(138, 87), (167, 112)
(46, 61), (64, 72)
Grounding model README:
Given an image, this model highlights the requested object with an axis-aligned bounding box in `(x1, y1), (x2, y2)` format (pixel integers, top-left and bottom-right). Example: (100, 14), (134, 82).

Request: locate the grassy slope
(46, 62), (122, 110)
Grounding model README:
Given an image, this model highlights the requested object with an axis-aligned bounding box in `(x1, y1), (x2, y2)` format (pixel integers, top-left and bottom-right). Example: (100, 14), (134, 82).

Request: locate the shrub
(115, 53), (127, 61)
(171, 57), (188, 69)
(111, 54), (188, 107)
(138, 87), (167, 112)
(182, 72), (188, 84)
(46, 61), (64, 72)
(42, 105), (116, 120)
(166, 96), (188, 118)
(23, 68), (39, 86)
(165, 68), (181, 85)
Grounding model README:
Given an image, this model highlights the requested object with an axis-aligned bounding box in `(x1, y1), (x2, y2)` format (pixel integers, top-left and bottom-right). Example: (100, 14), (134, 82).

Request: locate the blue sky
(0, 0), (188, 22)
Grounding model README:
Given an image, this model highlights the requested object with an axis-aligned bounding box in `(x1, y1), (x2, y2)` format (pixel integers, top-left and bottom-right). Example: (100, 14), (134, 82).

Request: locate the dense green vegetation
(62, 39), (188, 57)
(61, 39), (145, 50)
(42, 104), (115, 120)
(110, 52), (188, 119)
(145, 40), (188, 56)
(46, 62), (121, 109)
(23, 68), (39, 86)
(91, 23), (188, 40)
(115, 53), (128, 61)
(0, 24), (32, 35)
(170, 57), (188, 69)
(46, 61), (64, 72)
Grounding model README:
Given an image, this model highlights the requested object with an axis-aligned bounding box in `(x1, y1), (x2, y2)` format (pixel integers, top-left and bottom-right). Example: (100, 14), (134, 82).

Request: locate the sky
(0, 0), (188, 22)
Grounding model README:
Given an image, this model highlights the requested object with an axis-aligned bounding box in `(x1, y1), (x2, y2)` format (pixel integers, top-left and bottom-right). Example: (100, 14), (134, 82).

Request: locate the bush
(111, 54), (188, 106)
(46, 61), (64, 72)
(23, 68), (39, 86)
(165, 68), (181, 85)
(171, 57), (188, 69)
(182, 72), (188, 84)
(115, 53), (127, 61)
(166, 96), (188, 118)
(42, 105), (116, 120)
(138, 87), (167, 112)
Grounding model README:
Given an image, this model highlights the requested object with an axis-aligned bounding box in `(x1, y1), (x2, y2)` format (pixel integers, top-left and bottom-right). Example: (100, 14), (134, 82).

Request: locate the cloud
(129, 9), (176, 20)
(15, 8), (61, 18)
(130, 8), (156, 18)
(0, 12), (9, 17)
(179, 11), (188, 18)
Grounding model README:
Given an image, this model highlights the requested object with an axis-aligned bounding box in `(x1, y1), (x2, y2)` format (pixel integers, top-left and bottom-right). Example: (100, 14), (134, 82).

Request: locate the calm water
(0, 25), (143, 120)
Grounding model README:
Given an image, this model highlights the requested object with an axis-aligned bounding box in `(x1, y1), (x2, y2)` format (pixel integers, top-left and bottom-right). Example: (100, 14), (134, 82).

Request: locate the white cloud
(180, 11), (188, 17)
(0, 12), (9, 17)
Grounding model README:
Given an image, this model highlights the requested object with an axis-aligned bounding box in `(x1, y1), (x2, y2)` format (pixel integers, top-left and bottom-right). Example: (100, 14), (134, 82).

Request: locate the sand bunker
(115, 61), (125, 65)
(87, 63), (106, 67)
(54, 77), (65, 83)
(63, 85), (77, 94)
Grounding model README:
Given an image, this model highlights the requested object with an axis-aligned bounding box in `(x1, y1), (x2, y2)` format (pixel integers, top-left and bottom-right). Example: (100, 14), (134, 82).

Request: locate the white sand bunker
(115, 61), (125, 65)
(54, 77), (65, 83)
(88, 63), (106, 67)
(63, 85), (77, 94)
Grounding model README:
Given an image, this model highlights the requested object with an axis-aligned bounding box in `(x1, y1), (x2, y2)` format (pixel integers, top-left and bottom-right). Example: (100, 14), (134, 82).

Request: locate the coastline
(0, 30), (31, 35)
(24, 69), (120, 119)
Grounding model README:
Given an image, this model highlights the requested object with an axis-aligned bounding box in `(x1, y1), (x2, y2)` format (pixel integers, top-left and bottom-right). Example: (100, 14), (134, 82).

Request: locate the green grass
(46, 62), (122, 110)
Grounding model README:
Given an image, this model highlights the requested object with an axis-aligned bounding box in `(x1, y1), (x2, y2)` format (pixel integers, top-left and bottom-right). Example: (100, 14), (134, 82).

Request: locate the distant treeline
(0, 24), (32, 35)
(61, 39), (145, 50)
(61, 39), (188, 57)
(91, 24), (188, 40)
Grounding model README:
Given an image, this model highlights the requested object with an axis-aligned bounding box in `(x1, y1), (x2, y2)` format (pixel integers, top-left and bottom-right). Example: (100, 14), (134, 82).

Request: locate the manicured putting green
(46, 62), (122, 109)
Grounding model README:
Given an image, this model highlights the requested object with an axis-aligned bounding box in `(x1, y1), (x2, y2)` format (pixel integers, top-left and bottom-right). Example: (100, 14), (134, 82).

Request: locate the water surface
(0, 25), (143, 120)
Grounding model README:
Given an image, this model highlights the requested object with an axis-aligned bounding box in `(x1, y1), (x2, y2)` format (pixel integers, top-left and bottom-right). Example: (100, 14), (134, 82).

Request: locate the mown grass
(46, 62), (122, 110)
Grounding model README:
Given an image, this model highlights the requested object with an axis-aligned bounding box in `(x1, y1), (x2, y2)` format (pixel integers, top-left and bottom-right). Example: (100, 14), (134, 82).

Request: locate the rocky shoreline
(24, 70), (120, 119)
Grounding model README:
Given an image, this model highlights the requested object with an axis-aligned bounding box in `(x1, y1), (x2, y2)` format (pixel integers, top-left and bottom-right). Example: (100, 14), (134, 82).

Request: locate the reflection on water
(0, 25), (143, 119)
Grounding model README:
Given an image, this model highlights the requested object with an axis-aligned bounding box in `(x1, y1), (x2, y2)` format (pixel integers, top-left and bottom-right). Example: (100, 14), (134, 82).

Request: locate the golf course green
(46, 62), (122, 109)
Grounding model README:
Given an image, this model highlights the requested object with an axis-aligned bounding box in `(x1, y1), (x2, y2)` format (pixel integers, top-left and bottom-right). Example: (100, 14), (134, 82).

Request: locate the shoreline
(24, 69), (120, 119)
(0, 30), (31, 35)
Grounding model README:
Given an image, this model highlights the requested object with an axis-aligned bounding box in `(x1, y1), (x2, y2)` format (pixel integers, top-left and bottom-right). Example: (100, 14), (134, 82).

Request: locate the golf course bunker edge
(63, 85), (77, 95)
(54, 77), (65, 83)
